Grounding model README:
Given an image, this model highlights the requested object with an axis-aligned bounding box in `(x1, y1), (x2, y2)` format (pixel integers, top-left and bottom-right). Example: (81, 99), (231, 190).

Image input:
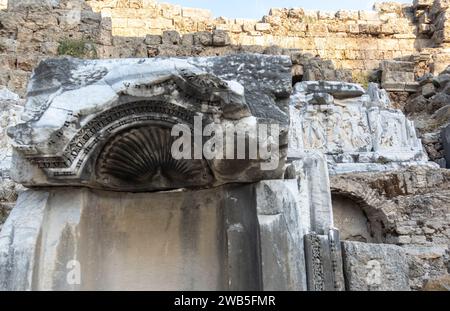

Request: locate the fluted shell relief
(96, 126), (214, 191)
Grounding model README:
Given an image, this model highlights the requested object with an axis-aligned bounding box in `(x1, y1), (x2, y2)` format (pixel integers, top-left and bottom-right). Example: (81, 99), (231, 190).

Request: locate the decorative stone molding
(8, 54), (291, 191)
(288, 80), (433, 175)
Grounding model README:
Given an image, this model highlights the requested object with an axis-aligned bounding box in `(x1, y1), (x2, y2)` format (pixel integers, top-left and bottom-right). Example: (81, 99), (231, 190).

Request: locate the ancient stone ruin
(0, 0), (449, 291)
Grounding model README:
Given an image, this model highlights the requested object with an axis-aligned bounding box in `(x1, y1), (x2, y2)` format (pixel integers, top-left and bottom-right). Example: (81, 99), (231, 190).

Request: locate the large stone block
(212, 30), (231, 46)
(0, 186), (263, 290)
(8, 55), (292, 192)
(162, 30), (181, 45)
(255, 180), (308, 291)
(341, 241), (410, 291)
(381, 61), (419, 92)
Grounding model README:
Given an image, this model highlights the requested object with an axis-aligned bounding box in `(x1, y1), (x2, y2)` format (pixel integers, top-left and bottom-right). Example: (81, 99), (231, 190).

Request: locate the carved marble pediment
(8, 54), (291, 191)
(289, 81), (430, 173)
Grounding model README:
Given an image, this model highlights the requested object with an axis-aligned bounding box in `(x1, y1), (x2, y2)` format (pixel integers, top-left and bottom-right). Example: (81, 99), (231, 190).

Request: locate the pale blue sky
(165, 0), (413, 19)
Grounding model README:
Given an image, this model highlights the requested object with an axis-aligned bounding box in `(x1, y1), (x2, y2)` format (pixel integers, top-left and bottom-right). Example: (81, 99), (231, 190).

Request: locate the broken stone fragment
(193, 31), (213, 46)
(310, 92), (334, 105)
(212, 30), (231, 46)
(422, 82), (437, 98)
(294, 81), (365, 99)
(162, 30), (181, 45)
(144, 34), (162, 45)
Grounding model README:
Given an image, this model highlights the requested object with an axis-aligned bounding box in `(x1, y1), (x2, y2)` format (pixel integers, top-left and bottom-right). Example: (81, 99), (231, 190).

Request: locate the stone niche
(1, 54), (333, 291)
(332, 194), (375, 243)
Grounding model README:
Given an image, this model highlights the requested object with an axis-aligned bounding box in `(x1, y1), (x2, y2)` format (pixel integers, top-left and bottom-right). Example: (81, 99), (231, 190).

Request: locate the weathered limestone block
(193, 31), (213, 46)
(162, 30), (181, 45)
(359, 10), (380, 21)
(381, 61), (419, 92)
(212, 30), (231, 46)
(181, 7), (212, 20)
(8, 55), (291, 192)
(341, 241), (410, 291)
(255, 23), (271, 32)
(255, 180), (308, 291)
(144, 34), (162, 45)
(285, 152), (333, 234)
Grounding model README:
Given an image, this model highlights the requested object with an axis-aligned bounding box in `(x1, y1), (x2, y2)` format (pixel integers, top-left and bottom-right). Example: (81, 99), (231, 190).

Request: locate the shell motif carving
(96, 126), (213, 191)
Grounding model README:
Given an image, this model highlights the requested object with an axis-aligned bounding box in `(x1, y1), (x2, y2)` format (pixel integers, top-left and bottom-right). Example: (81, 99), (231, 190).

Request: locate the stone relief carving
(301, 107), (327, 151)
(96, 125), (213, 191)
(305, 230), (345, 291)
(289, 81), (431, 174)
(305, 233), (325, 291)
(8, 55), (291, 191)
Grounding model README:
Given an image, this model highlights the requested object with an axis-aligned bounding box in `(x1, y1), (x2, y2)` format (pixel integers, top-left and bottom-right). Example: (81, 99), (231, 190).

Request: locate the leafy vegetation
(58, 39), (97, 59)
(352, 71), (371, 89)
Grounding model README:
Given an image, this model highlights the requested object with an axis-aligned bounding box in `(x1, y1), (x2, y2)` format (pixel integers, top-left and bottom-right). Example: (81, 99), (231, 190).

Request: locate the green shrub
(352, 71), (370, 89)
(58, 39), (97, 59)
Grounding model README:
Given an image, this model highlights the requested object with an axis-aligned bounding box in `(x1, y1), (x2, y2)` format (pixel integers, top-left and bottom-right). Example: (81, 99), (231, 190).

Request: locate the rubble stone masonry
(86, 0), (450, 73)
(0, 0), (449, 96)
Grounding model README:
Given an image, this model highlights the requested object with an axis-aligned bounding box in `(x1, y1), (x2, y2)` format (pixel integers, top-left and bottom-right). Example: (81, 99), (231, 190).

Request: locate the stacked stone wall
(1, 0), (449, 96)
(84, 0), (450, 77)
(0, 1), (110, 96)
